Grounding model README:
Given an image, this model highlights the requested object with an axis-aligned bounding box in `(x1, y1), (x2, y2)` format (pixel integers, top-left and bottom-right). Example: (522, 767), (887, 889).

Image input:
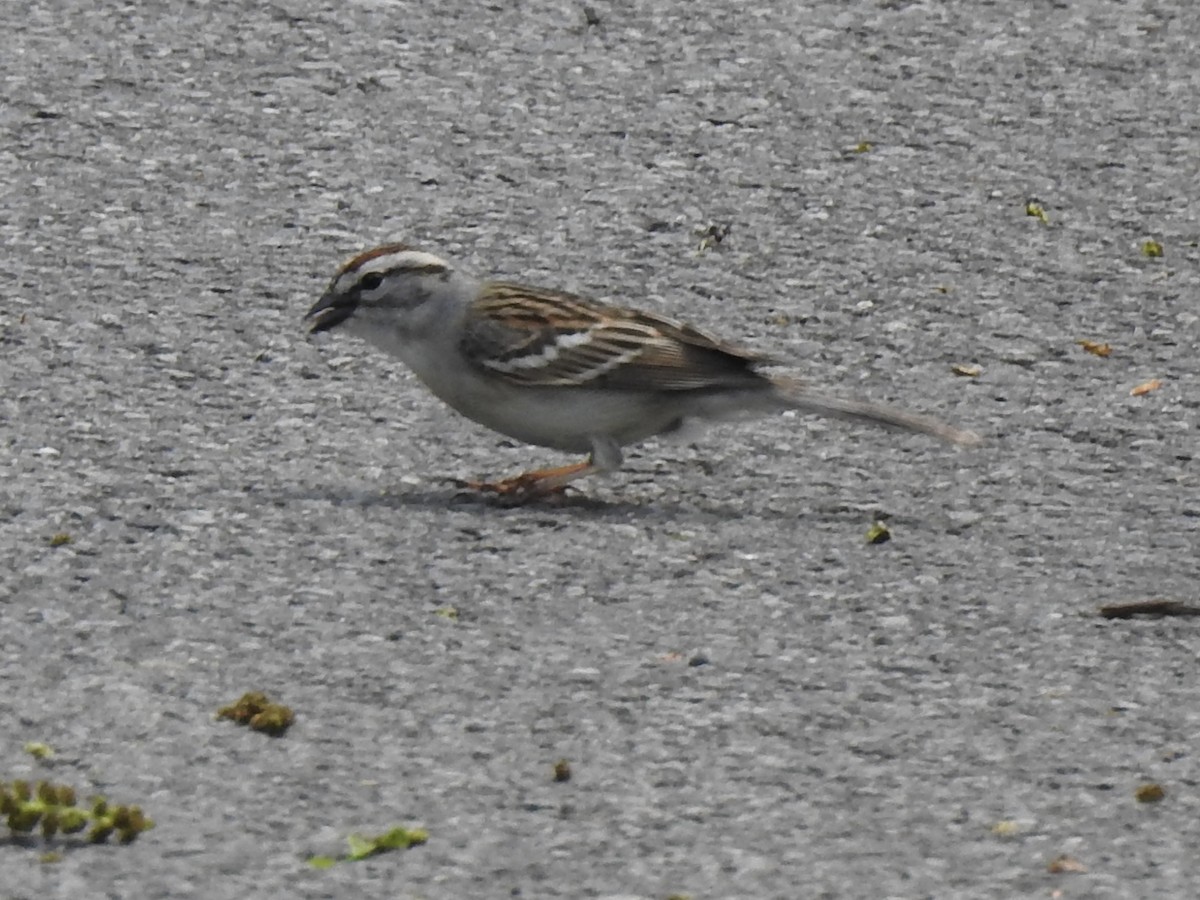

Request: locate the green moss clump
(217, 691), (295, 737)
(217, 691), (272, 724)
(0, 779), (153, 846)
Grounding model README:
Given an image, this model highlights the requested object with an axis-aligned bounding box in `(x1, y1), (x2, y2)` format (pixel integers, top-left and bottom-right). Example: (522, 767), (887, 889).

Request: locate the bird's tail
(771, 377), (981, 447)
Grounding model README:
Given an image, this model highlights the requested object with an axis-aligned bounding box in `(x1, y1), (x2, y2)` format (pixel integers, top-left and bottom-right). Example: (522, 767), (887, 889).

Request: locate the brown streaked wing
(460, 282), (774, 392)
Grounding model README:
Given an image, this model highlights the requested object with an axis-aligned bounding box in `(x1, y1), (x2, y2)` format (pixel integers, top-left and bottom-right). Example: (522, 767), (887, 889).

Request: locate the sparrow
(306, 243), (979, 502)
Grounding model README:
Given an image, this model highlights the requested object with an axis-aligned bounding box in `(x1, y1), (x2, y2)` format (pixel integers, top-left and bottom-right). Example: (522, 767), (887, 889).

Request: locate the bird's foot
(452, 461), (596, 505)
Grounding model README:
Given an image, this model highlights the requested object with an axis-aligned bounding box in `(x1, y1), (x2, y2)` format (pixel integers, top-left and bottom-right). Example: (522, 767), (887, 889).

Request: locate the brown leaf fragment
(1047, 855), (1087, 874)
(1135, 783), (1166, 803)
(1100, 600), (1200, 619)
(1130, 378), (1163, 396)
(1076, 340), (1112, 358)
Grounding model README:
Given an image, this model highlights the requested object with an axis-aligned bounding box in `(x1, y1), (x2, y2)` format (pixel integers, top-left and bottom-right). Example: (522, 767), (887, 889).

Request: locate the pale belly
(348, 321), (722, 454)
(434, 379), (683, 453)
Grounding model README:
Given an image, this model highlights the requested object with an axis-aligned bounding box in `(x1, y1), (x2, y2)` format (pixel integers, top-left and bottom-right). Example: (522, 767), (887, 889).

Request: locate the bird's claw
(448, 474), (569, 506)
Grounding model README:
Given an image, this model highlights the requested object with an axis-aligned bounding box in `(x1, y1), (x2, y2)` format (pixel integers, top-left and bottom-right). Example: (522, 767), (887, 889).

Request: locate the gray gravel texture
(2, 0), (1198, 898)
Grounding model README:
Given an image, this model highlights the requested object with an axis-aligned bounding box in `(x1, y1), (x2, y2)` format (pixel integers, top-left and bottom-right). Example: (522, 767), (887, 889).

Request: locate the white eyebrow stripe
(372, 250), (450, 272)
(332, 250), (451, 296)
(336, 250), (450, 288)
(349, 249), (449, 274)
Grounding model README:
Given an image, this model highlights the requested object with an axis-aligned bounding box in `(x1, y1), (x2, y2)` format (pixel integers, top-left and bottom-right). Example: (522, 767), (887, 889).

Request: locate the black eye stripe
(359, 272), (384, 291)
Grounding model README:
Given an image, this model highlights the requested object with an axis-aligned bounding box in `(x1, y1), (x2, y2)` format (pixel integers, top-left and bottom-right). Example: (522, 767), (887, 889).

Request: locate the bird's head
(305, 243), (459, 336)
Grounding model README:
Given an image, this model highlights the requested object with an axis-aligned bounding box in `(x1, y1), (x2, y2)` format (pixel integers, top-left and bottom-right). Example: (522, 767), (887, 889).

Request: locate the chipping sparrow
(306, 243), (979, 502)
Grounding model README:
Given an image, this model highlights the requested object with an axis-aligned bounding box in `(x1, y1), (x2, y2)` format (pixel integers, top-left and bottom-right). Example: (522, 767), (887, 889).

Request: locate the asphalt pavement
(2, 1), (1198, 898)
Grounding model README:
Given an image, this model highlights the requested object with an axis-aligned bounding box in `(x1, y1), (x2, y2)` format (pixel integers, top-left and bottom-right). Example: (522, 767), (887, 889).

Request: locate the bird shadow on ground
(280, 480), (896, 528)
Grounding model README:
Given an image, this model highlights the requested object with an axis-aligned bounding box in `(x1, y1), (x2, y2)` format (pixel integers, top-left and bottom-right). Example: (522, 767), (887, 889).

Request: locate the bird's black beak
(305, 291), (357, 333)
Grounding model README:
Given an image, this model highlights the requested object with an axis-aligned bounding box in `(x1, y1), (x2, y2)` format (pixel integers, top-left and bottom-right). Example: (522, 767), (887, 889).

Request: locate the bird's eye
(359, 272), (384, 291)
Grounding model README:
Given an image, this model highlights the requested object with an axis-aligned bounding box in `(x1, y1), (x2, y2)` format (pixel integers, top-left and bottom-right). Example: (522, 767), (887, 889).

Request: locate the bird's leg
(459, 438), (623, 504)
(463, 459), (598, 500)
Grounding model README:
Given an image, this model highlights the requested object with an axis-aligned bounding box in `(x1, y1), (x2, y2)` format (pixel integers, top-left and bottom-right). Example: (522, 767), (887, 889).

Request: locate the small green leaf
(866, 520), (892, 545)
(1024, 199), (1049, 224)
(345, 833), (376, 860)
(24, 742), (54, 761)
(310, 826), (429, 866)
(374, 826), (427, 850)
